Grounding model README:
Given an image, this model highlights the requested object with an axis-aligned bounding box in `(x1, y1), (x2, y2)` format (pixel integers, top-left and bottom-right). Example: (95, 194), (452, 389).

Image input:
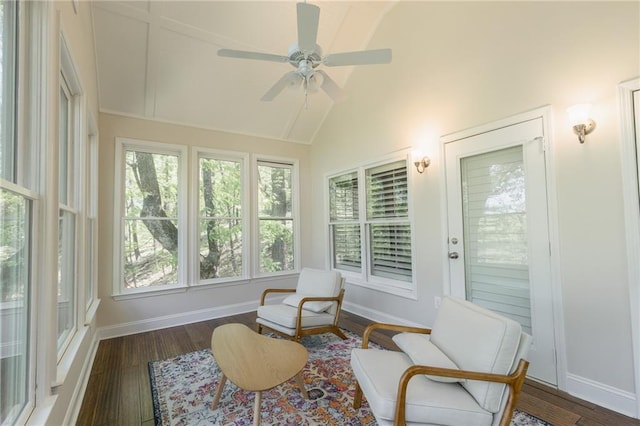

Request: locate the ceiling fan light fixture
(306, 71), (324, 92)
(286, 72), (303, 90)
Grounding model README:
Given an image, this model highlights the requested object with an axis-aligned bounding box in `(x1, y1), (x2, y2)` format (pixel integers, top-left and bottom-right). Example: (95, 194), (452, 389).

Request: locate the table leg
(294, 372), (308, 399)
(253, 391), (262, 426)
(211, 374), (227, 410)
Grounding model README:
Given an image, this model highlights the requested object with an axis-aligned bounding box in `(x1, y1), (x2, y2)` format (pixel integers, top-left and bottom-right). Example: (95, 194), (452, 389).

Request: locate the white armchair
(256, 268), (346, 341)
(351, 296), (532, 426)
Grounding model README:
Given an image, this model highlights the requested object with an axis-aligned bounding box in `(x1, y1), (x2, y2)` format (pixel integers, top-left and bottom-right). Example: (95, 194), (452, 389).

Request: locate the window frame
(0, 1), (46, 423)
(84, 112), (99, 323)
(326, 152), (417, 298)
(113, 138), (188, 298)
(253, 155), (300, 278)
(56, 34), (84, 361)
(191, 147), (250, 286)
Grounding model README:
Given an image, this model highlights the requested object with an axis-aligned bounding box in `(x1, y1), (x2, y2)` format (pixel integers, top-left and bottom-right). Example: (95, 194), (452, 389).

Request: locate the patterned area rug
(148, 330), (551, 426)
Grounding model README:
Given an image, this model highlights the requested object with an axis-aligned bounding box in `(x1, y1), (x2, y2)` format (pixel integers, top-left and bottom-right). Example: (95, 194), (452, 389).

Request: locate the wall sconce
(413, 155), (431, 173)
(567, 103), (596, 143)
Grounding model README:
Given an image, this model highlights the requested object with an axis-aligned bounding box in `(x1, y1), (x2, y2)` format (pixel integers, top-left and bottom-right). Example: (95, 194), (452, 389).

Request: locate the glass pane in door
(460, 145), (532, 334)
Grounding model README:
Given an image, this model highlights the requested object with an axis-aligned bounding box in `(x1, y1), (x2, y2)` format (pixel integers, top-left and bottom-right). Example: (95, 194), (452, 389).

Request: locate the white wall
(96, 113), (312, 334)
(309, 1), (638, 415)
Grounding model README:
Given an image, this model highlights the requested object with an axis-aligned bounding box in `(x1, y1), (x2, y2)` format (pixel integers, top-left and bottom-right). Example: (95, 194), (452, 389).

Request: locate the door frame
(439, 105), (567, 389)
(618, 77), (640, 418)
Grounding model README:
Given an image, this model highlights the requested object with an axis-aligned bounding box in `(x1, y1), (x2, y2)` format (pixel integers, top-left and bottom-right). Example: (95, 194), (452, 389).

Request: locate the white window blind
(329, 172), (361, 272)
(366, 160), (412, 282)
(461, 145), (531, 333)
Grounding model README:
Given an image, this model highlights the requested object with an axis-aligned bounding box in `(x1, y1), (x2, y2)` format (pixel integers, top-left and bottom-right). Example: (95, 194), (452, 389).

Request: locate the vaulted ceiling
(92, 1), (395, 144)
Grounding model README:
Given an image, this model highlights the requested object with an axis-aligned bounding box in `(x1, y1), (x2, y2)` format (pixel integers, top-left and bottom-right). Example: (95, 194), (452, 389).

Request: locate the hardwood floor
(77, 311), (639, 426)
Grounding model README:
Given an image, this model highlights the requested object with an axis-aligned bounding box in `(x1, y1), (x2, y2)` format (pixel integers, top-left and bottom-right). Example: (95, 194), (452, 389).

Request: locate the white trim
(618, 76), (640, 419)
(566, 373), (638, 418)
(98, 300), (257, 340)
(342, 301), (426, 328)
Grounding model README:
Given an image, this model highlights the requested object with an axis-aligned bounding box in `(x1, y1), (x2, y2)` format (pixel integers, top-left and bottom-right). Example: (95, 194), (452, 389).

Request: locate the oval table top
(211, 323), (308, 392)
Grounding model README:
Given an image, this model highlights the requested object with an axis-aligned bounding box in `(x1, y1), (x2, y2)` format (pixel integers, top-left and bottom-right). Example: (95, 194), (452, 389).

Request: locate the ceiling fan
(217, 2), (392, 104)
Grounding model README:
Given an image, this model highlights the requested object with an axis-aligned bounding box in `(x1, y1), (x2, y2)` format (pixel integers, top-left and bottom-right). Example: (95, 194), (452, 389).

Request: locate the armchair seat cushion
(351, 347), (493, 426)
(257, 304), (336, 330)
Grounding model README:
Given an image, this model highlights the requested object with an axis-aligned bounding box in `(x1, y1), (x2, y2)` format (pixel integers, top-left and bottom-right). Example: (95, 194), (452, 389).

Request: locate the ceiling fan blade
(261, 72), (302, 101)
(297, 2), (320, 52)
(317, 71), (346, 103)
(218, 48), (289, 63)
(323, 48), (392, 67)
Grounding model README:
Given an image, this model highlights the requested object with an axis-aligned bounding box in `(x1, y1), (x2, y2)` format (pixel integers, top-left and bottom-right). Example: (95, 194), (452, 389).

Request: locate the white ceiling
(92, 1), (395, 144)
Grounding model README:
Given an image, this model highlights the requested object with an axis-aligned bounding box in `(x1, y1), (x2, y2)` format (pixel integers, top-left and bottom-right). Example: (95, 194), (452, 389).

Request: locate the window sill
(84, 298), (101, 325)
(346, 277), (418, 300)
(25, 395), (57, 426)
(52, 325), (89, 389)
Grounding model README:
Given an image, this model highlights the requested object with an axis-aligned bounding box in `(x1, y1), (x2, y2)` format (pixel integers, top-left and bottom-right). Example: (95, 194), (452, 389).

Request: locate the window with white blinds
(329, 171), (361, 272)
(366, 161), (412, 282)
(328, 158), (413, 286)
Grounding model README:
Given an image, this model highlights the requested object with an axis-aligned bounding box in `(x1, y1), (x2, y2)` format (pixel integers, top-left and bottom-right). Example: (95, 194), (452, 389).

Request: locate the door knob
(448, 252), (459, 259)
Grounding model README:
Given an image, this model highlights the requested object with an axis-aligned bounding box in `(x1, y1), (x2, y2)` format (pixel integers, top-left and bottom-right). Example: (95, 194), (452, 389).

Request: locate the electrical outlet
(434, 296), (442, 309)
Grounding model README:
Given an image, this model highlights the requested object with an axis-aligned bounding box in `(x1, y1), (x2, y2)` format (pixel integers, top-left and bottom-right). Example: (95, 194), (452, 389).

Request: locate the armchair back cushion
(430, 297), (522, 413)
(282, 268), (343, 313)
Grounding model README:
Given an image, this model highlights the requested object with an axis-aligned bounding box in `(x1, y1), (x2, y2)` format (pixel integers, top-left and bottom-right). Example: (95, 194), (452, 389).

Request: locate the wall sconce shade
(414, 156), (431, 173)
(567, 103), (596, 143)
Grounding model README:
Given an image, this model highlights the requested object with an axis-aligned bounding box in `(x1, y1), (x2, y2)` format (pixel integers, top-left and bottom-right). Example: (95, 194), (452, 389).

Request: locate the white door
(444, 116), (557, 385)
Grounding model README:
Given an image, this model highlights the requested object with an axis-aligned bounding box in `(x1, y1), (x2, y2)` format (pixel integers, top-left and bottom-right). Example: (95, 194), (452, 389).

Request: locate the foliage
(0, 188), (27, 302)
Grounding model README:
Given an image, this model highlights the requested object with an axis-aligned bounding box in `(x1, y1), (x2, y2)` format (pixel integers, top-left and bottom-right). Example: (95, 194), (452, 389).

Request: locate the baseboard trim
(566, 373), (638, 419)
(64, 331), (101, 425)
(342, 301), (426, 328)
(97, 301), (258, 340)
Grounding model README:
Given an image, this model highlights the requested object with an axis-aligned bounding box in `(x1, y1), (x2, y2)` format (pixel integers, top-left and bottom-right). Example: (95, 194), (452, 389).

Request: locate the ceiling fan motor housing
(288, 43), (322, 69)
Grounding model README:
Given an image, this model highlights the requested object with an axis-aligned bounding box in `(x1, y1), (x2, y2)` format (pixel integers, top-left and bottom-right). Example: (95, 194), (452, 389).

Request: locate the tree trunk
(133, 152), (178, 253)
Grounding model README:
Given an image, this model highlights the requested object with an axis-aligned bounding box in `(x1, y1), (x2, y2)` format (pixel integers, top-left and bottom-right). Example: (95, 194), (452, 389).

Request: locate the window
(57, 72), (77, 353)
(257, 160), (297, 274)
(115, 140), (186, 293)
(366, 160), (412, 282)
(328, 157), (414, 291)
(114, 147), (298, 294)
(197, 150), (247, 283)
(0, 1), (37, 423)
(329, 171), (361, 272)
(84, 115), (99, 319)
(0, 0), (17, 182)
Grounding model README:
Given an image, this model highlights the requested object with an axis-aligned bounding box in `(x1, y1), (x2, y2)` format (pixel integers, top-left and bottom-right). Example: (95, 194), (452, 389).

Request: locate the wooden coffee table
(210, 323), (309, 425)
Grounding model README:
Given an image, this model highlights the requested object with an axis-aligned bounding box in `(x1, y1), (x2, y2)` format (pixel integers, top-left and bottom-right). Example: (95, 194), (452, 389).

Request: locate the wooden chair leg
(256, 324), (263, 335)
(353, 381), (363, 408)
(332, 327), (347, 340)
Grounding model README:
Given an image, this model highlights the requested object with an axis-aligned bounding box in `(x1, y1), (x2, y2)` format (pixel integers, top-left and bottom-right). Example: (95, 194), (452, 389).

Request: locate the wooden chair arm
(361, 323), (431, 349)
(394, 359), (530, 426)
(260, 288), (296, 306)
(294, 289), (345, 333)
